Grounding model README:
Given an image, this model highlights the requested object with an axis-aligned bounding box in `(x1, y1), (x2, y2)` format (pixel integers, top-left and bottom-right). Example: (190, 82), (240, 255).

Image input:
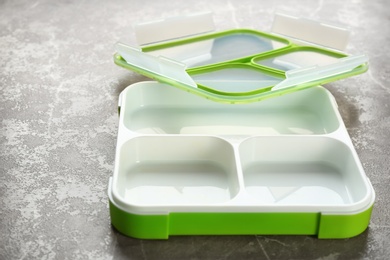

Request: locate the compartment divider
(230, 141), (247, 203)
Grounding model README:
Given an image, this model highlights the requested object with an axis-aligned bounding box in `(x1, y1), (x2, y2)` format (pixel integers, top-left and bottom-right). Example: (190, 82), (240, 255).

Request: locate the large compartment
(143, 30), (289, 68)
(121, 82), (340, 135)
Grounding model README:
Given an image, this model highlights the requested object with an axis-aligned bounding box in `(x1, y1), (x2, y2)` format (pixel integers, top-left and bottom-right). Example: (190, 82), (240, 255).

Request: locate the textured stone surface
(1, 0), (389, 259)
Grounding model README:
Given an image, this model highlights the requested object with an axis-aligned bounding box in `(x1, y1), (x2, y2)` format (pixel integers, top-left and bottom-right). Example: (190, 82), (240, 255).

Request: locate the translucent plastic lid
(114, 13), (368, 104)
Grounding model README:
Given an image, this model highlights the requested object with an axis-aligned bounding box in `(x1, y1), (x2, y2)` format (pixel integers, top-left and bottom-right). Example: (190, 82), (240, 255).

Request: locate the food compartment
(189, 64), (283, 94)
(121, 82), (340, 135)
(114, 136), (239, 206)
(239, 136), (369, 208)
(253, 47), (345, 71)
(143, 30), (290, 68)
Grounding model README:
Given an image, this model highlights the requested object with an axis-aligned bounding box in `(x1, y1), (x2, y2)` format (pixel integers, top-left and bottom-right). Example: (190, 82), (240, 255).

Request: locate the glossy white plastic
(109, 82), (374, 215)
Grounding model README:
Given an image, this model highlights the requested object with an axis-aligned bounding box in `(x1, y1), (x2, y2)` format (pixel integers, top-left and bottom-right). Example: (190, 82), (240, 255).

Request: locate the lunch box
(109, 13), (375, 239)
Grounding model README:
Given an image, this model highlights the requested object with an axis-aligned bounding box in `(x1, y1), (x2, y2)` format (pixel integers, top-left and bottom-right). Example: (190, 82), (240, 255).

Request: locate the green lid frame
(114, 13), (368, 104)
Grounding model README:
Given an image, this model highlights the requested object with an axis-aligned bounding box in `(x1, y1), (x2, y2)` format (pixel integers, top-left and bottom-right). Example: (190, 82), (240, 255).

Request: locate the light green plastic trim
(109, 200), (373, 239)
(110, 201), (169, 239)
(318, 205), (374, 239)
(169, 212), (319, 236)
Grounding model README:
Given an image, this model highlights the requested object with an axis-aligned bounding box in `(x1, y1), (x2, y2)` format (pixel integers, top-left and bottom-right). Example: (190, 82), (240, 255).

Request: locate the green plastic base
(109, 201), (373, 239)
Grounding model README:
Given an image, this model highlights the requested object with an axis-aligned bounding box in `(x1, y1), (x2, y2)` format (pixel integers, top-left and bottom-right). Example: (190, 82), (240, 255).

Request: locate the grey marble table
(1, 0), (389, 259)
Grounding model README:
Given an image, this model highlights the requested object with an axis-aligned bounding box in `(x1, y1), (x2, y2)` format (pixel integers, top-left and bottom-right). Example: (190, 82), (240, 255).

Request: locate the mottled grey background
(0, 0), (389, 259)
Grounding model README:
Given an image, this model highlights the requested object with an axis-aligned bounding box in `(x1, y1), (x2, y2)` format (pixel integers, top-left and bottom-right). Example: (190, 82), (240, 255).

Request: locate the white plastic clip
(134, 12), (215, 46)
(116, 42), (197, 88)
(272, 54), (368, 91)
(272, 13), (350, 51)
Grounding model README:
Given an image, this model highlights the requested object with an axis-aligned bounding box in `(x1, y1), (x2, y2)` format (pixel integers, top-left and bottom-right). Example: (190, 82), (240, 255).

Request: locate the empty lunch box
(109, 13), (375, 239)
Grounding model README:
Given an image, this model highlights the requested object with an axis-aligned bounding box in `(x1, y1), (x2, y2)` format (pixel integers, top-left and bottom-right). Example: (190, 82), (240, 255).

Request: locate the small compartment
(189, 64), (284, 94)
(240, 136), (369, 207)
(114, 136), (239, 205)
(122, 82), (340, 135)
(253, 47), (345, 71)
(143, 30), (289, 68)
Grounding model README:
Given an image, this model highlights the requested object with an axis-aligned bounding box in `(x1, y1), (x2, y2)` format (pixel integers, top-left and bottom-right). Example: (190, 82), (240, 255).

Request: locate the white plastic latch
(134, 12), (215, 46)
(116, 42), (197, 89)
(272, 54), (368, 91)
(272, 13), (350, 51)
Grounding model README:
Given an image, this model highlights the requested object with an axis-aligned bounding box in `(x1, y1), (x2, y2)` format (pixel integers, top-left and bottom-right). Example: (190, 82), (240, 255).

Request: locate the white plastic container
(108, 82), (375, 239)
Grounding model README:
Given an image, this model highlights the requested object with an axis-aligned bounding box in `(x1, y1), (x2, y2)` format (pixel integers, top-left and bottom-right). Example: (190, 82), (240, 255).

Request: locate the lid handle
(116, 42), (197, 88)
(271, 13), (350, 51)
(134, 12), (215, 46)
(272, 54), (368, 91)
